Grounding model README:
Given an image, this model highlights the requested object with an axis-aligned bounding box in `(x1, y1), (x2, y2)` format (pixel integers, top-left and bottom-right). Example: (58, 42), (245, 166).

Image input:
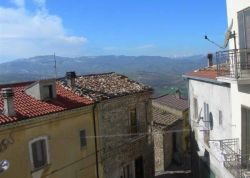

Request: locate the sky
(0, 0), (228, 61)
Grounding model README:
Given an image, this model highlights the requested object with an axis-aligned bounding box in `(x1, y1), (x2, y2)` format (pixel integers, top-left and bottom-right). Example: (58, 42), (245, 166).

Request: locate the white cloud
(135, 44), (155, 50)
(0, 0), (87, 60)
(103, 44), (155, 52)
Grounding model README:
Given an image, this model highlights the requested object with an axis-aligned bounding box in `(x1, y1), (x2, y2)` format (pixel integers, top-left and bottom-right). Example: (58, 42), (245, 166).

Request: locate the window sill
(31, 163), (50, 173)
(80, 146), (87, 150)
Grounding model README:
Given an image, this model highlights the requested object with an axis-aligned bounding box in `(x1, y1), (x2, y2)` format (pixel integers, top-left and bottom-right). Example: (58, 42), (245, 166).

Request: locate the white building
(183, 1), (250, 178)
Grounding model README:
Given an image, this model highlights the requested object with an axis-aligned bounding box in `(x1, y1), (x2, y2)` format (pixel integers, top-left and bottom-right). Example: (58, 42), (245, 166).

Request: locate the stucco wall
(230, 83), (250, 149)
(0, 106), (97, 178)
(189, 79), (234, 178)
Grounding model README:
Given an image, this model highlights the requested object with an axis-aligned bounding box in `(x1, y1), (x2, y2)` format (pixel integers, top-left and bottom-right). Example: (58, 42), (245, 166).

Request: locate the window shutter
(32, 139), (47, 169)
(80, 130), (87, 148)
(245, 9), (250, 48)
(238, 11), (246, 49)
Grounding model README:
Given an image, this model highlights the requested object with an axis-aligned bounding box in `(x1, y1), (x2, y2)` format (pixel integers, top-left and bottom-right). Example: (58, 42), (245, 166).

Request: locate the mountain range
(0, 55), (208, 96)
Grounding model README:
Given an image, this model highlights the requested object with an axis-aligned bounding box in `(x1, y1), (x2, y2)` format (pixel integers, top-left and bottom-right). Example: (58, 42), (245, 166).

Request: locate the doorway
(135, 156), (144, 178)
(242, 106), (250, 169)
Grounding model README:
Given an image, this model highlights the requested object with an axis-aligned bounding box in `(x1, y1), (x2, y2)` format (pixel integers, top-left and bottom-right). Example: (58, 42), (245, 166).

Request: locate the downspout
(93, 103), (100, 178)
(186, 78), (194, 178)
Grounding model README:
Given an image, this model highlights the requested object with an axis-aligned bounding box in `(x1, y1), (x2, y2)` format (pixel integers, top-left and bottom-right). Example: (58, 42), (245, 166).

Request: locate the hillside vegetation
(0, 55), (207, 96)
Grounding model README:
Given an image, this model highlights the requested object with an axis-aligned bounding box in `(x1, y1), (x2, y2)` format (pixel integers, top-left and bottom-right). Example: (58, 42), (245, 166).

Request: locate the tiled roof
(184, 66), (218, 80)
(0, 82), (93, 125)
(153, 94), (188, 111)
(153, 107), (180, 128)
(60, 72), (152, 101)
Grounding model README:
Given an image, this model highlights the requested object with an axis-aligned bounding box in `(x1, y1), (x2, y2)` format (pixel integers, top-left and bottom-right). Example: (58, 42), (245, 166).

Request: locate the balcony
(216, 48), (250, 79)
(210, 138), (250, 178)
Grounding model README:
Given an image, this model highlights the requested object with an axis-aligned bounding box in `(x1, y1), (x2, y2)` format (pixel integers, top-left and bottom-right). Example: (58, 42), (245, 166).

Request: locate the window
(193, 98), (198, 119)
(203, 102), (209, 129)
(238, 7), (250, 69)
(219, 110), (223, 126)
(238, 7), (250, 49)
(80, 130), (87, 148)
(129, 109), (138, 134)
(43, 85), (53, 100)
(203, 103), (210, 145)
(29, 137), (49, 170)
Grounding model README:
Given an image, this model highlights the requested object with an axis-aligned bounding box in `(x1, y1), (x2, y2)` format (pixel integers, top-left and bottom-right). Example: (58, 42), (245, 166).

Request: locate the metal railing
(216, 48), (250, 79)
(211, 138), (250, 178)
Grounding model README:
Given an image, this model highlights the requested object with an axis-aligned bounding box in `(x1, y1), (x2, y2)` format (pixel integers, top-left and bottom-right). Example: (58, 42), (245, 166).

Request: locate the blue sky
(0, 0), (228, 60)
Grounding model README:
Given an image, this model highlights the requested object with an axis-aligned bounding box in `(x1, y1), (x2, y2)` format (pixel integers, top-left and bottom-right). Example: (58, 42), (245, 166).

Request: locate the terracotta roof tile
(153, 107), (180, 128)
(153, 94), (188, 111)
(0, 82), (93, 125)
(185, 70), (218, 79)
(60, 72), (152, 101)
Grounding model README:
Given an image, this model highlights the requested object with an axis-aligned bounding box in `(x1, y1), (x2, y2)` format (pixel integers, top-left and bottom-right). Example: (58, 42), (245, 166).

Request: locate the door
(135, 156), (144, 178)
(242, 107), (250, 169)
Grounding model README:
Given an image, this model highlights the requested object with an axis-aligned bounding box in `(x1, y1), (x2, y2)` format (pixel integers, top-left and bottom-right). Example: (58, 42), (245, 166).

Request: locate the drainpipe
(93, 103), (100, 178)
(186, 78), (193, 177)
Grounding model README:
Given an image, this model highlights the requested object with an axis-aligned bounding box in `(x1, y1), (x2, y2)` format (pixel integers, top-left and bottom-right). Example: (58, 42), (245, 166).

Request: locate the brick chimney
(1, 88), (16, 117)
(207, 53), (213, 67)
(175, 89), (181, 99)
(66, 71), (76, 88)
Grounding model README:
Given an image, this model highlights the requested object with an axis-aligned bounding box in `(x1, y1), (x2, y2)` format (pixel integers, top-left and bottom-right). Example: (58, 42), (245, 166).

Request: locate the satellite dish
(224, 19), (234, 48)
(0, 160), (9, 173)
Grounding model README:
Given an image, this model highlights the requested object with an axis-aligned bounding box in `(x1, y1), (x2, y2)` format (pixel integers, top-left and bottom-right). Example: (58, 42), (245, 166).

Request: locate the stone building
(60, 72), (155, 178)
(152, 90), (189, 174)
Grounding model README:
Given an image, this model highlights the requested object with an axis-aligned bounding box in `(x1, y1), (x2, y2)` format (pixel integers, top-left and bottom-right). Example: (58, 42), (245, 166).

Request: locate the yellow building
(0, 71), (155, 178)
(0, 79), (98, 178)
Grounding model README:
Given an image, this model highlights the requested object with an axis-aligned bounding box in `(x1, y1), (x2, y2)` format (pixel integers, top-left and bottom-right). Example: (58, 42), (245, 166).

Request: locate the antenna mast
(54, 53), (57, 78)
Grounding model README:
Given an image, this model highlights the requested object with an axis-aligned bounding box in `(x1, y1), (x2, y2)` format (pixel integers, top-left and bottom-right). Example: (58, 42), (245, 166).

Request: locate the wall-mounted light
(0, 160), (9, 174)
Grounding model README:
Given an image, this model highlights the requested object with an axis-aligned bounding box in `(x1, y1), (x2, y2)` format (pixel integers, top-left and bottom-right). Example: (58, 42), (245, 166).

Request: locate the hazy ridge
(0, 55), (207, 96)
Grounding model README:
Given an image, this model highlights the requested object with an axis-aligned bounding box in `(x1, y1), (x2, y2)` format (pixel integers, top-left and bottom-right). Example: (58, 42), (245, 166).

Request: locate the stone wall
(97, 92), (154, 178)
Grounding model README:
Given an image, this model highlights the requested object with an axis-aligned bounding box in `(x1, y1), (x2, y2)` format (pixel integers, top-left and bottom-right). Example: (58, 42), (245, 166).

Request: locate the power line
(40, 128), (191, 177)
(41, 134), (153, 177)
(43, 129), (191, 139)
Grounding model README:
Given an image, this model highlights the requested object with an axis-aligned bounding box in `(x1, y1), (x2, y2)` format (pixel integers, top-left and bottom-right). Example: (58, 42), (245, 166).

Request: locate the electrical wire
(41, 134), (153, 177)
(41, 129), (191, 177)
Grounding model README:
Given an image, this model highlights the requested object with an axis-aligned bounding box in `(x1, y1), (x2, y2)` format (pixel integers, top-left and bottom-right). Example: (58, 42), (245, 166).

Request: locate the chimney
(175, 89), (181, 99)
(66, 71), (76, 88)
(1, 88), (16, 117)
(207, 53), (213, 67)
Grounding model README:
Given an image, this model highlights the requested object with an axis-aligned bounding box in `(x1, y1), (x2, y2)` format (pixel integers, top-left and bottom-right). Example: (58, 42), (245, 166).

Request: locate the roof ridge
(0, 81), (34, 88)
(152, 93), (170, 100)
(78, 72), (115, 77)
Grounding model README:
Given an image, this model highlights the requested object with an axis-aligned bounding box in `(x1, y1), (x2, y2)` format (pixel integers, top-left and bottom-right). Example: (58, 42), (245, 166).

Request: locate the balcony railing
(216, 48), (250, 79)
(210, 138), (250, 178)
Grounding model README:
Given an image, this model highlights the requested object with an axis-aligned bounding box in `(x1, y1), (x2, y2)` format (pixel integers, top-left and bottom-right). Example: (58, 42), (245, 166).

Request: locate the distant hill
(0, 55), (207, 96)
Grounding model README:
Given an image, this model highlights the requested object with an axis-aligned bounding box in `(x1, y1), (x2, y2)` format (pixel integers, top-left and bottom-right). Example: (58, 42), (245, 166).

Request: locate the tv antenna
(40, 53), (58, 79)
(204, 19), (236, 50)
(223, 19), (236, 50)
(204, 35), (224, 49)
(53, 53), (58, 78)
